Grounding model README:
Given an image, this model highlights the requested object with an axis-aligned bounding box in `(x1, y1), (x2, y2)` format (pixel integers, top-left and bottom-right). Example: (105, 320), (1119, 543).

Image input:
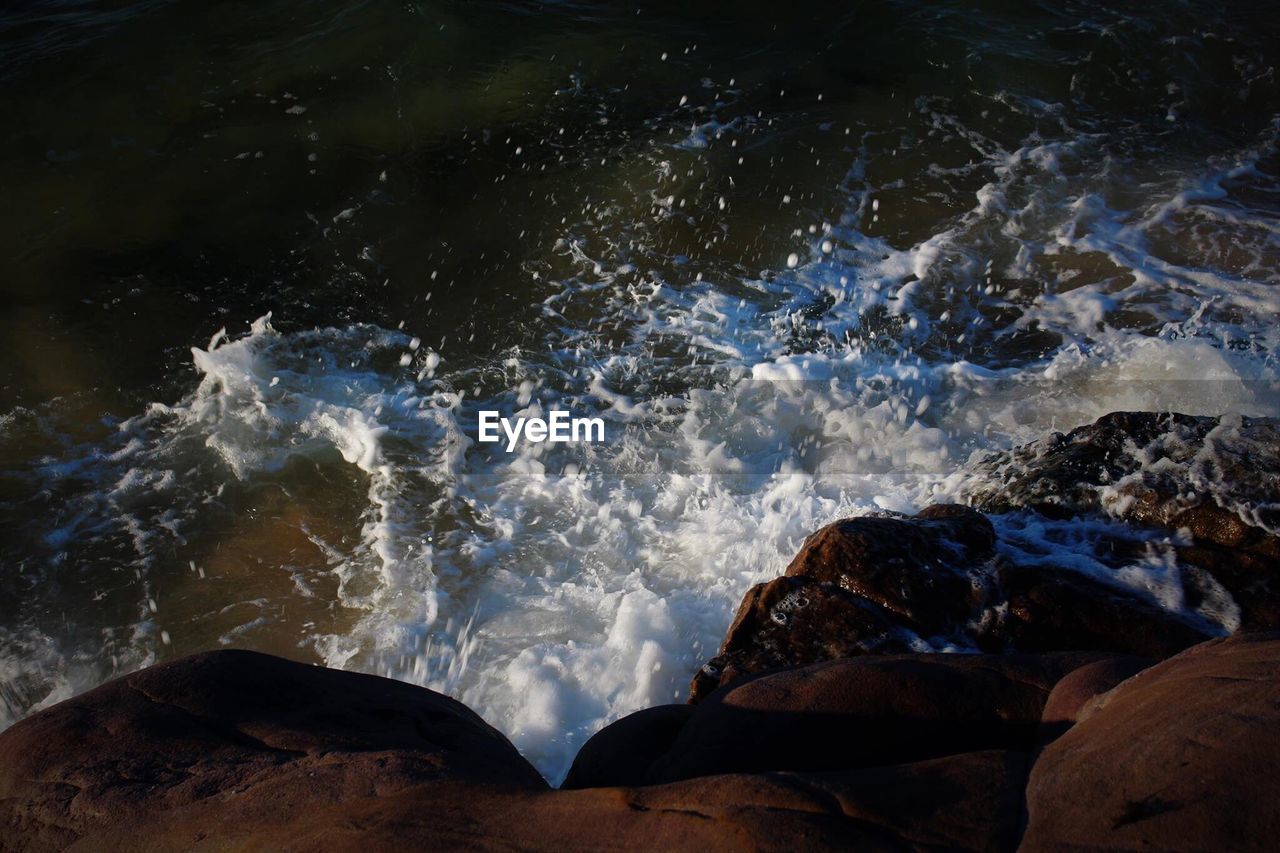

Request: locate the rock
(1023, 632), (1280, 851)
(661, 652), (1104, 784)
(961, 412), (1274, 524)
(785, 750), (1030, 853)
(0, 650), (544, 851)
(984, 561), (1216, 659)
(561, 704), (692, 789)
(1038, 655), (1150, 736)
(63, 754), (1030, 852)
(782, 504), (995, 634)
(4, 624), (1273, 851)
(689, 575), (911, 702)
(5, 409), (1277, 850)
(0, 651), (1043, 852)
(691, 501), (1217, 700)
(962, 410), (1203, 517)
(963, 411), (1280, 628)
(691, 505), (1002, 701)
(1170, 537), (1280, 631)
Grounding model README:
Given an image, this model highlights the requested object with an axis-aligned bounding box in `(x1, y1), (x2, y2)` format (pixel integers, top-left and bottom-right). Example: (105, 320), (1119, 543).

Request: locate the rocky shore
(2, 411), (1278, 851)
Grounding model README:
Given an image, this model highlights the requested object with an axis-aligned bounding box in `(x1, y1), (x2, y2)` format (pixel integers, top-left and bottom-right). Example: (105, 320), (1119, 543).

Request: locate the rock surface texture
(1023, 632), (1280, 851)
(0, 649), (547, 851)
(964, 411), (1280, 630)
(2, 411), (1278, 850)
(4, 638), (1279, 851)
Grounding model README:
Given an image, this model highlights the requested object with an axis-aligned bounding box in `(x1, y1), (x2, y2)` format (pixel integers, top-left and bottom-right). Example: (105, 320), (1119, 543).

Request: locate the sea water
(0, 0), (1277, 783)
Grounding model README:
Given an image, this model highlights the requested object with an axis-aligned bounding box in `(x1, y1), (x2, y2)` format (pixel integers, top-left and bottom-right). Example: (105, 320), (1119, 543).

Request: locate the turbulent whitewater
(0, 0), (1277, 782)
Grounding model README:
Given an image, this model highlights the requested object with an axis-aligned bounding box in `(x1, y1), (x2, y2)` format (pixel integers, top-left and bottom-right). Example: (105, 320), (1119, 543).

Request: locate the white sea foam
(335, 114), (1277, 780)
(1, 86), (1276, 786)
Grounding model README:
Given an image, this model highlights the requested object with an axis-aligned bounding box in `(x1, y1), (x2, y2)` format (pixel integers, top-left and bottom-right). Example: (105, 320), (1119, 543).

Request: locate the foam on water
(1, 42), (1278, 783)
(328, 106), (1273, 776)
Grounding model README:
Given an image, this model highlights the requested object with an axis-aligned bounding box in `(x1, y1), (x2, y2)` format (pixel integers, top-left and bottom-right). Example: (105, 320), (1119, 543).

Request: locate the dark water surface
(1, 0), (1278, 779)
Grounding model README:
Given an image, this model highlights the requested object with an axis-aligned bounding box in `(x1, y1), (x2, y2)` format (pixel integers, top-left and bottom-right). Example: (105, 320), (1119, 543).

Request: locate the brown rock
(0, 650), (544, 851)
(782, 504), (995, 633)
(691, 505), (1000, 701)
(1038, 655), (1150, 733)
(691, 500), (1218, 701)
(0, 651), (1039, 852)
(560, 703), (692, 789)
(661, 652), (1102, 784)
(1172, 538), (1280, 630)
(1023, 632), (1280, 851)
(790, 750), (1030, 853)
(689, 575), (911, 702)
(987, 561), (1215, 659)
(55, 755), (1029, 852)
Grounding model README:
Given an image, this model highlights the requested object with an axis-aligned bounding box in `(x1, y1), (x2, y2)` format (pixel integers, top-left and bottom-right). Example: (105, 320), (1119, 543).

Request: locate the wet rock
(691, 505), (1002, 701)
(1023, 632), (1280, 851)
(963, 411), (1280, 627)
(782, 504), (995, 634)
(982, 561), (1216, 659)
(0, 650), (544, 851)
(661, 652), (1104, 784)
(691, 500), (1217, 699)
(1169, 537), (1280, 631)
(689, 575), (911, 702)
(963, 411), (1215, 516)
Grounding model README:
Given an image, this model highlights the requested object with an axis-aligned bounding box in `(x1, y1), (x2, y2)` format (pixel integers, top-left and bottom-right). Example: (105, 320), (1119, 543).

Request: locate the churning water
(1, 0), (1277, 781)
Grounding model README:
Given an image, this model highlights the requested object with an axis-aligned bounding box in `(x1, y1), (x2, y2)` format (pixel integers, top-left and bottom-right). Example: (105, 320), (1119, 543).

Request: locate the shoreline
(3, 409), (1277, 850)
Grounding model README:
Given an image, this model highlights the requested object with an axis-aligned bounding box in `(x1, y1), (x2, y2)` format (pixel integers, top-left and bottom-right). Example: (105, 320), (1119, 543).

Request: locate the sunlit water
(1, 0), (1278, 782)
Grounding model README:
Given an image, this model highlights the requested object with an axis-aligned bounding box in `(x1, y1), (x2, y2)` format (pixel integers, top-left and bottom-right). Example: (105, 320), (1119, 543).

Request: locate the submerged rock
(961, 412), (1279, 527)
(965, 411), (1280, 628)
